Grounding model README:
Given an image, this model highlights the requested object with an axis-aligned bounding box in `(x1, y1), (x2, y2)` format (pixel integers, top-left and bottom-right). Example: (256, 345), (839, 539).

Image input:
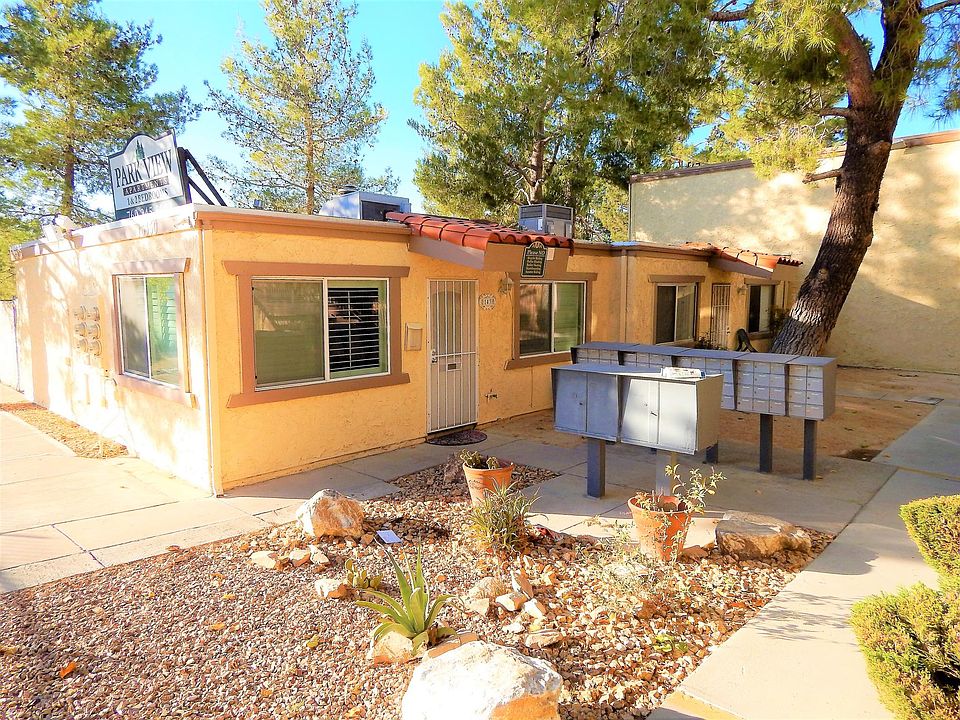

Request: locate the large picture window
(252, 278), (388, 389)
(655, 283), (697, 344)
(116, 275), (182, 386)
(519, 281), (585, 356)
(748, 284), (775, 333)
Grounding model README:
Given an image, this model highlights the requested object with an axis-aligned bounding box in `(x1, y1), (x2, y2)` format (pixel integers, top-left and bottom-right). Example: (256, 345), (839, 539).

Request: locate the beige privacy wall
(629, 132), (960, 373)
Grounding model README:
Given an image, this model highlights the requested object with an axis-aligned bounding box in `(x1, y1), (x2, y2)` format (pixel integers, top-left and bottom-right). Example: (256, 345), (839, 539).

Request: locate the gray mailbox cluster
(570, 343), (836, 422)
(552, 363), (723, 497)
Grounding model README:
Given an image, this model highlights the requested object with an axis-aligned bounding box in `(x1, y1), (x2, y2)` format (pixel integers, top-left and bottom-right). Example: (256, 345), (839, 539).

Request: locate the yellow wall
(204, 224), (617, 489)
(629, 135), (960, 372)
(14, 228), (213, 490)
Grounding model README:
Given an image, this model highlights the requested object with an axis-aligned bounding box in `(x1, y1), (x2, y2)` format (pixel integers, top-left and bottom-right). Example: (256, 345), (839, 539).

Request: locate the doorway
(427, 280), (478, 434)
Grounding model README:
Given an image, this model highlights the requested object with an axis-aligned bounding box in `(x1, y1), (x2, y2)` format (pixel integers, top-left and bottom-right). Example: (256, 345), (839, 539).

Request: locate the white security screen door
(428, 280), (478, 433)
(709, 283), (731, 349)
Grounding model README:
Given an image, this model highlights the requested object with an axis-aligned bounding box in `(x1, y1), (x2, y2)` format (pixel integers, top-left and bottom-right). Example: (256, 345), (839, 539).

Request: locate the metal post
(586, 438), (607, 498)
(759, 414), (773, 473)
(803, 419), (817, 480)
(705, 443), (719, 464)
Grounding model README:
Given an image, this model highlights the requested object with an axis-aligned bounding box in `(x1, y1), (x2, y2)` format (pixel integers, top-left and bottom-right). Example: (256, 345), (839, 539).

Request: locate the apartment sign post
(108, 131), (188, 220)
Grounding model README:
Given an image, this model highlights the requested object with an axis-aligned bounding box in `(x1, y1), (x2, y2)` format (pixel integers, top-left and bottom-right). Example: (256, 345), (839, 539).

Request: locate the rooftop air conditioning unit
(518, 204), (574, 238)
(319, 190), (412, 222)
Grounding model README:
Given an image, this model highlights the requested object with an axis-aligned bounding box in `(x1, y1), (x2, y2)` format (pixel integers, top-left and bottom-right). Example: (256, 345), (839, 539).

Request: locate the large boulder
(401, 641), (562, 720)
(296, 489), (364, 539)
(716, 511), (812, 559)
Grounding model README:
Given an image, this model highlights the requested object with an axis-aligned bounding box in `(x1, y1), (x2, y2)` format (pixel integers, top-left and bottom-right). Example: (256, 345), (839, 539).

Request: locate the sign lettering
(521, 240), (548, 278)
(109, 131), (187, 220)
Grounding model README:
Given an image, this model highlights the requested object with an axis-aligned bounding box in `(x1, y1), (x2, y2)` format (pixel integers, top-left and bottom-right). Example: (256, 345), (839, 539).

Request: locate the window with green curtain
(251, 278), (389, 389)
(519, 281), (585, 356)
(116, 274), (181, 386)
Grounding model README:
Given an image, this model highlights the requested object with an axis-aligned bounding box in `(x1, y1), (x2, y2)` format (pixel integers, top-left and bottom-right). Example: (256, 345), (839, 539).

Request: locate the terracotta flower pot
(628, 493), (692, 562)
(462, 463), (515, 506)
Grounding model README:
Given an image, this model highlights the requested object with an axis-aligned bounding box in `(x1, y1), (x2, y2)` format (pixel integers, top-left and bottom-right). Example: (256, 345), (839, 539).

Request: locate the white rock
(463, 597), (491, 616)
(250, 550), (280, 570)
(296, 489), (365, 539)
(523, 599), (548, 620)
(716, 511), (812, 559)
(401, 641), (562, 720)
(308, 545), (330, 566)
(523, 630), (564, 649)
(496, 592), (528, 612)
(369, 630), (416, 665)
(511, 569), (535, 599)
(289, 548), (311, 567)
(314, 578), (349, 599)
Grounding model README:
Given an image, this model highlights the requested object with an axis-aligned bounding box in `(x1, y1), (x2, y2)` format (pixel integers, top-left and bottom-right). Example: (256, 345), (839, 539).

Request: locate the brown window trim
(109, 260), (192, 406)
(647, 274), (705, 284)
(224, 261), (410, 407)
(508, 274), (593, 369)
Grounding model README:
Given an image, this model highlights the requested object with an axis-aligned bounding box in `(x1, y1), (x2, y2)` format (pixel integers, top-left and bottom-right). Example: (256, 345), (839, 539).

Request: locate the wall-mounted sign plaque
(109, 131), (188, 220)
(521, 240), (548, 278)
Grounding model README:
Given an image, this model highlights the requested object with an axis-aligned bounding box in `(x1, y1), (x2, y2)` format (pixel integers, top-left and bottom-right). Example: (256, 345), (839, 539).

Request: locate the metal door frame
(426, 279), (479, 434)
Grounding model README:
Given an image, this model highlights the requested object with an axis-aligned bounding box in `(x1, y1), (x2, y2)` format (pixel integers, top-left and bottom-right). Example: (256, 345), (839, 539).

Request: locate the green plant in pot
(628, 464), (724, 562)
(357, 547), (455, 656)
(460, 450), (515, 506)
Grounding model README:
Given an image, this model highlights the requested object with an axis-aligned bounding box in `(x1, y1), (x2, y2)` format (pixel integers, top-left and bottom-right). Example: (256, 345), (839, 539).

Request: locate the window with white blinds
(252, 278), (388, 389)
(116, 275), (182, 386)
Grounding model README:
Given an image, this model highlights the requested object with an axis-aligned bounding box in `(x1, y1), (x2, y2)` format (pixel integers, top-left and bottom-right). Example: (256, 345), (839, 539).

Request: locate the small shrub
(851, 579), (960, 720)
(900, 495), (960, 577)
(356, 547), (454, 654)
(344, 558), (382, 590)
(459, 450), (500, 470)
(465, 482), (537, 557)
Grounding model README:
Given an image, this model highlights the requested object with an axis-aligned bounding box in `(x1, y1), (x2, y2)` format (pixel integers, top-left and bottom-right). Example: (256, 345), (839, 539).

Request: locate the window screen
(252, 278), (388, 389)
(655, 283), (697, 343)
(117, 275), (181, 386)
(519, 282), (585, 356)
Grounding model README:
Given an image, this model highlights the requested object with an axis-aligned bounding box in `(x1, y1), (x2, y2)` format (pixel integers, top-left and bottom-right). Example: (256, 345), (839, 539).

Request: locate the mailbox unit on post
(786, 356), (837, 420)
(619, 373), (722, 453)
(621, 344), (689, 370)
(552, 363), (623, 440)
(569, 341), (636, 365)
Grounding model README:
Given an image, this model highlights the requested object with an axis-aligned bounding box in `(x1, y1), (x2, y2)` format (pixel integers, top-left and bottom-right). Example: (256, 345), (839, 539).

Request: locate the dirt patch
(0, 402), (127, 459)
(0, 460), (830, 720)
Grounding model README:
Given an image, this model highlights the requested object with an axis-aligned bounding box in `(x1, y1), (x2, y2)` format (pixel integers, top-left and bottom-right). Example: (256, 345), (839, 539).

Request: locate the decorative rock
(360, 533), (374, 546)
(314, 578), (349, 599)
(288, 548), (311, 567)
(308, 545), (330, 566)
(496, 592), (528, 612)
(468, 577), (510, 600)
(423, 631), (480, 660)
(680, 545), (710, 560)
(401, 641), (562, 720)
(463, 597), (491, 616)
(250, 550), (280, 570)
(716, 511), (812, 559)
(369, 630), (416, 665)
(523, 599), (548, 620)
(523, 630), (564, 649)
(296, 489), (364, 539)
(503, 621), (525, 634)
(511, 569), (535, 599)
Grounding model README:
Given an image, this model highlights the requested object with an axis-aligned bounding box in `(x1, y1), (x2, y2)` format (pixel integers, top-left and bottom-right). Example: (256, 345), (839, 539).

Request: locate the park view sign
(109, 131), (187, 220)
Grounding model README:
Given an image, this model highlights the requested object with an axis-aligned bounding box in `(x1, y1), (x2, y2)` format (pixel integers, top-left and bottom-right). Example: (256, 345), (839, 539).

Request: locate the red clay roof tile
(386, 212), (573, 252)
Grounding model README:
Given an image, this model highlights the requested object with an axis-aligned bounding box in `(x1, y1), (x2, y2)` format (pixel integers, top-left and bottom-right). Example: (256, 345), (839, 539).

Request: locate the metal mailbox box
(552, 363), (624, 440)
(786, 356), (837, 420)
(735, 352), (796, 416)
(677, 348), (747, 410)
(619, 372), (722, 453)
(621, 344), (690, 370)
(570, 341), (636, 365)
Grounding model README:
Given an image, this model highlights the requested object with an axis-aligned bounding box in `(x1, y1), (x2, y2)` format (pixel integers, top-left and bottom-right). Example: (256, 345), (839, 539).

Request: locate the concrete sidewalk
(650, 400), (960, 720)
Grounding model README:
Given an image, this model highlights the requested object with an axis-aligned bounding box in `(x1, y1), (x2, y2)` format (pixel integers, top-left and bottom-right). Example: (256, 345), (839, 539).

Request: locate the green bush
(465, 482), (537, 558)
(900, 495), (960, 577)
(851, 579), (960, 720)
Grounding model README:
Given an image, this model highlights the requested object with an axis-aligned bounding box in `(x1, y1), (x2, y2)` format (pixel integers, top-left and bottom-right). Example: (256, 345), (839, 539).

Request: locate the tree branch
(819, 106), (858, 119)
(803, 168), (843, 184)
(921, 0), (960, 16)
(708, 5), (753, 22)
(831, 13), (877, 106)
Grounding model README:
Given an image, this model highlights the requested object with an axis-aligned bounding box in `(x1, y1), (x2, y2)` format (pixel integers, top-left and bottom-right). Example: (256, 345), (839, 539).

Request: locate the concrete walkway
(650, 399), (960, 720)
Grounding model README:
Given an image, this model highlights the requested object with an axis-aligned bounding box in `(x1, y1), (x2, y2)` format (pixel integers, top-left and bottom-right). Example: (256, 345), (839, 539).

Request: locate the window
(252, 278), (388, 389)
(519, 281), (585, 356)
(116, 275), (181, 386)
(748, 284), (775, 333)
(655, 283), (697, 344)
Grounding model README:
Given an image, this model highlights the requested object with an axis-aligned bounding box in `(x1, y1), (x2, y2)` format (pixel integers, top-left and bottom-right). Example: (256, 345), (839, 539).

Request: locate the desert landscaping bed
(1, 402), (127, 458)
(0, 460), (830, 719)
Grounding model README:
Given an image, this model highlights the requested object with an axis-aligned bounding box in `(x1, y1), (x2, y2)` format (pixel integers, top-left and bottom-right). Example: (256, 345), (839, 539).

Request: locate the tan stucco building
(10, 203), (800, 494)
(629, 129), (960, 374)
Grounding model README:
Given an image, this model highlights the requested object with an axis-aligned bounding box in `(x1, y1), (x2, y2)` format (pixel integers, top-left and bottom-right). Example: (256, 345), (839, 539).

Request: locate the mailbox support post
(803, 420), (817, 480)
(759, 414), (774, 473)
(586, 438), (607, 498)
(705, 443), (719, 464)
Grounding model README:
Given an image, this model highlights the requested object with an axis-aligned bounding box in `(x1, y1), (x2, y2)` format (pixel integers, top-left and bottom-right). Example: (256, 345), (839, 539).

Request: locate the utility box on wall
(552, 363), (722, 454)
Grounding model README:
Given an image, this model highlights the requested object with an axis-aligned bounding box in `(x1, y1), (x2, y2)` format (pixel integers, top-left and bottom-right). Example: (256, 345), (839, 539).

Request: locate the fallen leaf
(165, 545), (182, 553)
(209, 622), (226, 631)
(59, 661), (77, 678)
(0, 645), (18, 655)
(346, 707), (365, 718)
(221, 593), (236, 601)
(260, 688), (274, 698)
(230, 623), (241, 632)
(305, 634), (320, 649)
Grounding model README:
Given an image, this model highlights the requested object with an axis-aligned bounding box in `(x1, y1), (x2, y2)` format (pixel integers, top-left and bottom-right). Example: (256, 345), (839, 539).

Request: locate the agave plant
(356, 547), (455, 654)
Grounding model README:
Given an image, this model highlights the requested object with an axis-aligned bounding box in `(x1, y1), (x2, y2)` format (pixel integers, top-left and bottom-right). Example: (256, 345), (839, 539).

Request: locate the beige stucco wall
(14, 226), (214, 490)
(204, 223), (618, 490)
(629, 135), (960, 372)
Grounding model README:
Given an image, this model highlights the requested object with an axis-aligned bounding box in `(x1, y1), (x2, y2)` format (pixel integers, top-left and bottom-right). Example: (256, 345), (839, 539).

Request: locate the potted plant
(628, 464), (724, 562)
(460, 450), (514, 506)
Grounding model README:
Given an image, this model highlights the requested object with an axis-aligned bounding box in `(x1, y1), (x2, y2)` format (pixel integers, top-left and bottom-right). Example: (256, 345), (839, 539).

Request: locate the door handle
(430, 350), (438, 364)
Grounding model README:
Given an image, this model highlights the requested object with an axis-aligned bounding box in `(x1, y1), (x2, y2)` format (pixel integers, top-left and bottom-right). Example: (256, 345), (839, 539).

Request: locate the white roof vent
(518, 204), (574, 237)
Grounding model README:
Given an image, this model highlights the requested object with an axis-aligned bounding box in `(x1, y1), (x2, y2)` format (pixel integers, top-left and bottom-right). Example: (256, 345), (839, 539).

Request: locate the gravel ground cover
(0, 459), (830, 720)
(1, 402), (127, 458)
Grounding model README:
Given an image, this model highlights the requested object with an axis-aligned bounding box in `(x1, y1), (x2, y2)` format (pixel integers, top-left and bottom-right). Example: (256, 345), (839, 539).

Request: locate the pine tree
(411, 0), (712, 227)
(0, 0), (197, 223)
(207, 0), (386, 214)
